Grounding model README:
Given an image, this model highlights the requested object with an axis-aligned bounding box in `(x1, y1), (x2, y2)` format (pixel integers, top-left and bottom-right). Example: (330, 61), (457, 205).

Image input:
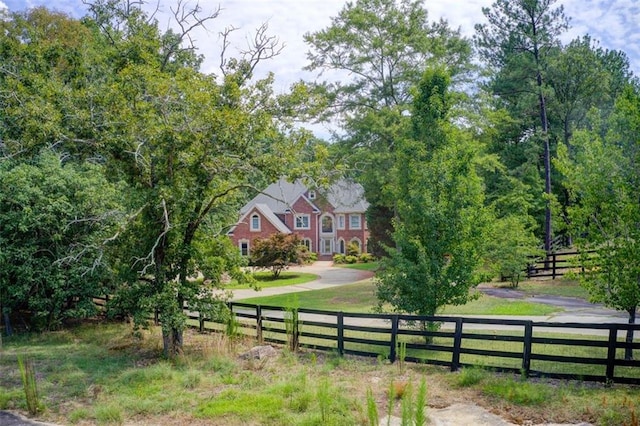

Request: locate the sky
(2, 0), (640, 136)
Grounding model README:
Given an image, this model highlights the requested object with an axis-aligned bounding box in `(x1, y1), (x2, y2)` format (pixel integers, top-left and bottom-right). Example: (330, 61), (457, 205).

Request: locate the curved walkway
(231, 261), (374, 301)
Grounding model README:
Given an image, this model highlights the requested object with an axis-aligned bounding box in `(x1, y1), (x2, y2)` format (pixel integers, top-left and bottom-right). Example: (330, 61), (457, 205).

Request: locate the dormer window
(308, 190), (316, 200)
(250, 214), (261, 231)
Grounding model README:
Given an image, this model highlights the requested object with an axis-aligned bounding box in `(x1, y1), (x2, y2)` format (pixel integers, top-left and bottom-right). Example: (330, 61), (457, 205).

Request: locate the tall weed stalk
(17, 355), (39, 415)
(284, 306), (301, 352)
(366, 387), (379, 426)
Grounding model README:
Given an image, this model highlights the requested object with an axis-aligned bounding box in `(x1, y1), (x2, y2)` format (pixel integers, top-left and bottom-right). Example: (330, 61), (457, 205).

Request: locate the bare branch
(134, 198), (171, 275)
(161, 0), (221, 70)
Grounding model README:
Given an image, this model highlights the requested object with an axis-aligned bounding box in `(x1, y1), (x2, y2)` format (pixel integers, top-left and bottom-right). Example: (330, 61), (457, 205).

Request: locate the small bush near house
(345, 255), (358, 264)
(333, 254), (346, 264)
(347, 242), (360, 256)
(359, 253), (375, 263)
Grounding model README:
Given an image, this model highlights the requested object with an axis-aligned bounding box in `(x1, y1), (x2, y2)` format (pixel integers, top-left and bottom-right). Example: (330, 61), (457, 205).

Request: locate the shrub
(345, 255), (358, 264)
(333, 254), (346, 264)
(359, 253), (375, 263)
(346, 242), (360, 256)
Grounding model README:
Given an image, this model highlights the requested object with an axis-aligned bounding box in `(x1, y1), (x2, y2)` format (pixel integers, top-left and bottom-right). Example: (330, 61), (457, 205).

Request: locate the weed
(456, 366), (487, 387)
(386, 379), (395, 426)
(396, 340), (407, 374)
(366, 387), (379, 426)
(68, 408), (90, 424)
(414, 378), (427, 426)
(317, 377), (331, 422)
(284, 305), (301, 352)
(400, 382), (413, 425)
(483, 378), (551, 405)
(94, 403), (124, 424)
(17, 354), (40, 415)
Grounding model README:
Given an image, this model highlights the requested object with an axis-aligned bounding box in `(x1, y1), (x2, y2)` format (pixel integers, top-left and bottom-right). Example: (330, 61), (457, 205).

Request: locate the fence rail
(526, 250), (597, 279)
(93, 297), (640, 384)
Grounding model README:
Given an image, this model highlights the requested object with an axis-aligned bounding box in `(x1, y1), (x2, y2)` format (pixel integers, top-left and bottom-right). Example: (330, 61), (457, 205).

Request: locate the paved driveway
(231, 261), (374, 301)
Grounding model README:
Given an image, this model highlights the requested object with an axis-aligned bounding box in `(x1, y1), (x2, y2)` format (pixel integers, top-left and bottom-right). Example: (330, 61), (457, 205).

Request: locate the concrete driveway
(231, 261), (374, 301)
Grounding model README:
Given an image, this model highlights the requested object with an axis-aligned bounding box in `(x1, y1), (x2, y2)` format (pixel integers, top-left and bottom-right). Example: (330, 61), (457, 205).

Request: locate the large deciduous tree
(475, 0), (569, 253)
(556, 86), (640, 360)
(0, 3), (316, 356)
(304, 0), (473, 255)
(375, 68), (489, 319)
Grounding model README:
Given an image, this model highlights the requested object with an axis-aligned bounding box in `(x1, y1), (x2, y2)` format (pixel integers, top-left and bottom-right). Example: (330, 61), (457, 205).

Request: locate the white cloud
(0, 1), (7, 10)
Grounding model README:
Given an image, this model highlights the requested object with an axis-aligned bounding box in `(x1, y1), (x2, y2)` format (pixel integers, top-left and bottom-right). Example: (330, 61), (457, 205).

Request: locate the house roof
(237, 203), (291, 234)
(240, 178), (368, 215)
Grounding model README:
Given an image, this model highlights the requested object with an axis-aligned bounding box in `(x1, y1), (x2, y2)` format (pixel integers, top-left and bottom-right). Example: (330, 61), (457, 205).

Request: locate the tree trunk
(625, 308), (636, 360)
(162, 327), (184, 358)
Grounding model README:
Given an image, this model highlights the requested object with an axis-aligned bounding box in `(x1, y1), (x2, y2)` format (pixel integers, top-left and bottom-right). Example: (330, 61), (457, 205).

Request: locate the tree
(375, 68), (489, 319)
(84, 1), (315, 356)
(305, 0), (473, 255)
(250, 234), (310, 278)
(475, 0), (569, 253)
(556, 86), (640, 359)
(0, 151), (122, 331)
(0, 3), (317, 357)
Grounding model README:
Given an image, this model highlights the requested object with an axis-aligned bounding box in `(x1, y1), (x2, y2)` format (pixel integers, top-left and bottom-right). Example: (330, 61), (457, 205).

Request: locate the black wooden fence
(526, 250), (597, 279)
(93, 297), (640, 384)
(204, 302), (640, 385)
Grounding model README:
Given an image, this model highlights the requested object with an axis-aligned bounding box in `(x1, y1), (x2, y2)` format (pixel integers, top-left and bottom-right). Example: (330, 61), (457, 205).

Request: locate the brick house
(228, 178), (369, 260)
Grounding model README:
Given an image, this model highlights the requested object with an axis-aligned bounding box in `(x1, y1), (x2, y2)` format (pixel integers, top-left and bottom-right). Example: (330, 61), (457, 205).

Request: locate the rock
(239, 345), (277, 360)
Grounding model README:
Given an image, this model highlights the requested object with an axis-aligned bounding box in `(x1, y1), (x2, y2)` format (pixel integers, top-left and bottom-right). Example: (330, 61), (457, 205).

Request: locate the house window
(308, 190), (316, 200)
(320, 238), (333, 254)
(349, 214), (361, 230)
(321, 215), (333, 233)
(250, 214), (260, 231)
(337, 214), (345, 230)
(301, 238), (312, 251)
(295, 214), (311, 230)
(350, 238), (362, 254)
(239, 240), (249, 256)
(338, 238), (345, 254)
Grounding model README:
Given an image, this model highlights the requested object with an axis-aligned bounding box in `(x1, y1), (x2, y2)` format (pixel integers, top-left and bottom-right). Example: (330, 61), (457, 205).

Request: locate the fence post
(552, 253), (557, 279)
(451, 318), (463, 372)
(337, 312), (344, 356)
(606, 326), (618, 384)
(199, 312), (204, 333)
(389, 315), (399, 363)
(256, 305), (263, 344)
(522, 321), (533, 378)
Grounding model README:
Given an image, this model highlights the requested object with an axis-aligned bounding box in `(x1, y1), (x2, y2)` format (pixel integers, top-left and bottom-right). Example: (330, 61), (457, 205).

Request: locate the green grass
(441, 294), (559, 316)
(242, 280), (561, 316)
(225, 271), (319, 289)
(1, 322), (639, 425)
(336, 261), (380, 271)
(241, 280), (378, 312)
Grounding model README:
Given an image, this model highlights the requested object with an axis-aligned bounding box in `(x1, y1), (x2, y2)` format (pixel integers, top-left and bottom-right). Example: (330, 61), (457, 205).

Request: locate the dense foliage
(1, 0), (638, 351)
(250, 233), (310, 278)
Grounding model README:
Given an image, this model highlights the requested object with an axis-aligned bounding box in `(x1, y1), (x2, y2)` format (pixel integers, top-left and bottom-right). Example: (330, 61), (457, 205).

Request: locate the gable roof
(237, 203), (291, 234)
(240, 178), (368, 215)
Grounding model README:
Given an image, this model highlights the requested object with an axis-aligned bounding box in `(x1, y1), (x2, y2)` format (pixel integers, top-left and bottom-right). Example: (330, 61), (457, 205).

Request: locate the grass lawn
(1, 322), (638, 426)
(335, 261), (380, 272)
(239, 280), (561, 316)
(224, 271), (318, 289)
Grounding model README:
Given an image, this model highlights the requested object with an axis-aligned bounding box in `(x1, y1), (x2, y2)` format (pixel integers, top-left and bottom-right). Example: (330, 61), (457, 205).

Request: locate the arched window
(321, 215), (333, 233)
(338, 239), (345, 254)
(301, 238), (312, 251)
(250, 214), (260, 231)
